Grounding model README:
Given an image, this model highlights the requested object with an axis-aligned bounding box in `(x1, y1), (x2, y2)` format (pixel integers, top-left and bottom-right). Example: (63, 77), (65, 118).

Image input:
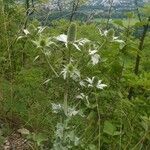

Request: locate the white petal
(43, 79), (51, 85)
(79, 81), (86, 87)
(97, 80), (102, 84)
(77, 38), (90, 46)
(91, 54), (100, 65)
(97, 83), (107, 89)
(99, 29), (103, 36)
(113, 36), (118, 40)
(104, 30), (108, 36)
(55, 34), (67, 43)
(38, 26), (46, 34)
(23, 29), (30, 35)
(89, 49), (97, 55)
(73, 43), (81, 51)
(114, 39), (125, 43)
(86, 77), (93, 84)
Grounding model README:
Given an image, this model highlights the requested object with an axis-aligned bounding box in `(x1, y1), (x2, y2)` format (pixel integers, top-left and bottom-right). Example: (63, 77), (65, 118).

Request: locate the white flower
(85, 77), (107, 90)
(113, 36), (124, 43)
(60, 63), (80, 80)
(52, 103), (62, 113)
(73, 43), (81, 51)
(60, 66), (68, 80)
(55, 34), (90, 50)
(76, 38), (90, 46)
(23, 29), (30, 35)
(32, 37), (55, 48)
(89, 49), (97, 55)
(96, 80), (107, 89)
(37, 26), (47, 34)
(68, 108), (79, 117)
(44, 50), (51, 56)
(104, 30), (108, 36)
(68, 108), (84, 117)
(76, 93), (88, 100)
(55, 34), (67, 43)
(99, 28), (124, 44)
(89, 49), (100, 65)
(91, 54), (100, 65)
(79, 80), (86, 87)
(99, 29), (108, 36)
(85, 77), (95, 87)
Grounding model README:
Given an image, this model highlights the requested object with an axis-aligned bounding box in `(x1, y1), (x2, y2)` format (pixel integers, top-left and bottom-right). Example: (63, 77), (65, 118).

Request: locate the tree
(50, 0), (87, 21)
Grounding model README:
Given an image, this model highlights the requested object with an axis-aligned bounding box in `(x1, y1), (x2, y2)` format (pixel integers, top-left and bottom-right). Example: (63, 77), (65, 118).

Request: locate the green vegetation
(0, 0), (150, 149)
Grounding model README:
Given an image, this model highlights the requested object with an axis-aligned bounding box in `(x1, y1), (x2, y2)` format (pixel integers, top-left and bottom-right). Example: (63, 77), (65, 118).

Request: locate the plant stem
(64, 78), (69, 116)
(128, 17), (150, 100)
(97, 101), (101, 150)
(45, 55), (59, 77)
(63, 44), (71, 116)
(94, 88), (101, 150)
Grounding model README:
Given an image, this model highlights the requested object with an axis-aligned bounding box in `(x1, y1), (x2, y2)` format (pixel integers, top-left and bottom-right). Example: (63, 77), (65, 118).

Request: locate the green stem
(128, 17), (150, 99)
(64, 77), (69, 116)
(63, 44), (71, 116)
(95, 89), (101, 150)
(45, 55), (59, 77)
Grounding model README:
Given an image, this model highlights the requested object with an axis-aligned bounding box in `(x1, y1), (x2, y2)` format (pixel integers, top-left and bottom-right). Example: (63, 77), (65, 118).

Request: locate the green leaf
(103, 121), (116, 136)
(113, 20), (124, 27)
(89, 144), (97, 150)
(32, 133), (47, 146)
(113, 131), (121, 136)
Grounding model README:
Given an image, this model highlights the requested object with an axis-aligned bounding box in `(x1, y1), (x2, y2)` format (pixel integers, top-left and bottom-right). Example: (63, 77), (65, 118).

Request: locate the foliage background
(0, 0), (150, 149)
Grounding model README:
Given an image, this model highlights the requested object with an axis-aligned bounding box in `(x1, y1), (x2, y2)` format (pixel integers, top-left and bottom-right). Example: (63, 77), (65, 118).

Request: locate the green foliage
(0, 1), (150, 150)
